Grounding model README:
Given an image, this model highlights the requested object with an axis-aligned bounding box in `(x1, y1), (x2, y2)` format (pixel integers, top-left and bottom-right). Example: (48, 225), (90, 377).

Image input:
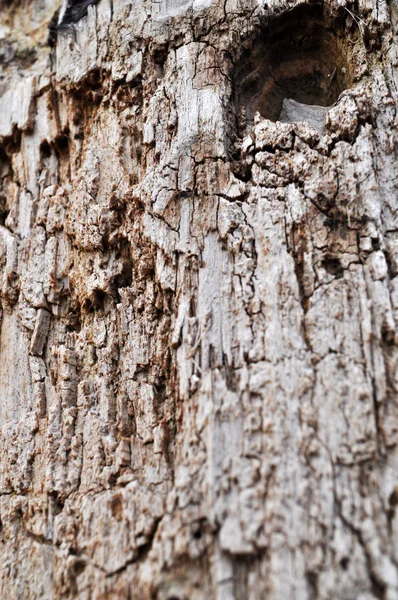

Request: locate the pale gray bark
(0, 0), (398, 598)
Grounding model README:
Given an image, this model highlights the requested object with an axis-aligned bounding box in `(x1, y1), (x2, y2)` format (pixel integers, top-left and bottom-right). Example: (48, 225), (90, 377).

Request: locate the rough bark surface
(1, 0), (398, 598)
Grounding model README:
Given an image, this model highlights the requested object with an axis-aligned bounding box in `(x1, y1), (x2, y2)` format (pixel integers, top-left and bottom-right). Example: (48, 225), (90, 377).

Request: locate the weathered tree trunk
(1, 0), (398, 598)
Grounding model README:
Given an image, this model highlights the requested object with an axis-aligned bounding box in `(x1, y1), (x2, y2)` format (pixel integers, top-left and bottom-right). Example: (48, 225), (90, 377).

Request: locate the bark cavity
(234, 4), (355, 130)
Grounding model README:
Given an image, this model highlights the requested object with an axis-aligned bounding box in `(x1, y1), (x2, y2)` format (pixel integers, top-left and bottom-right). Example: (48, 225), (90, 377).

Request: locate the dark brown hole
(322, 256), (344, 279)
(234, 4), (353, 128)
(92, 289), (106, 310)
(73, 559), (86, 576)
(340, 557), (350, 570)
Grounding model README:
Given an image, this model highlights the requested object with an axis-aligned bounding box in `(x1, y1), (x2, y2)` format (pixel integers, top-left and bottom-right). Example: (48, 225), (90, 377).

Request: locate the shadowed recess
(234, 4), (353, 126)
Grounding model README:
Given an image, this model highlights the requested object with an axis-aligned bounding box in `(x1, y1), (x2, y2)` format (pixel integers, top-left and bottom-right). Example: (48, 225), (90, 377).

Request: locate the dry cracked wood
(0, 0), (398, 598)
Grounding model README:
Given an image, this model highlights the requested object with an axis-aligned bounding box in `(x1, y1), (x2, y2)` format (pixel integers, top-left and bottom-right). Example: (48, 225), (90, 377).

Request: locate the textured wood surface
(0, 0), (398, 598)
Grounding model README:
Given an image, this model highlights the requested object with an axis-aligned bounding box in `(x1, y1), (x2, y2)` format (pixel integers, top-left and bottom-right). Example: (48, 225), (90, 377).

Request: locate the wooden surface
(0, 0), (398, 598)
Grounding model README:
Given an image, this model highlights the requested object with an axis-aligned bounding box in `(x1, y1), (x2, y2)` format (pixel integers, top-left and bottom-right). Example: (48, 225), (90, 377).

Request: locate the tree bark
(1, 0), (398, 598)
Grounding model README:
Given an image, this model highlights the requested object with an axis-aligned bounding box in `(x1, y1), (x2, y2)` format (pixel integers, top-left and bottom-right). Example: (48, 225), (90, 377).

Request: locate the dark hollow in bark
(233, 4), (355, 126)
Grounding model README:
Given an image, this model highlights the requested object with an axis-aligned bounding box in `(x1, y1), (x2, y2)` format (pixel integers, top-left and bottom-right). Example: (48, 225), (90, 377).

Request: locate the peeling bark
(1, 0), (398, 598)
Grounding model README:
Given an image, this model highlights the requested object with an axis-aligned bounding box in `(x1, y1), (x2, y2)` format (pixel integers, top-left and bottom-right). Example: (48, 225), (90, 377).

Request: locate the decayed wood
(0, 0), (398, 598)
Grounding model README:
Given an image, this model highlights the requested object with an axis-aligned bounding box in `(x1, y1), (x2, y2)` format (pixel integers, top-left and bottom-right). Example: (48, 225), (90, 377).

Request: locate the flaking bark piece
(29, 309), (51, 356)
